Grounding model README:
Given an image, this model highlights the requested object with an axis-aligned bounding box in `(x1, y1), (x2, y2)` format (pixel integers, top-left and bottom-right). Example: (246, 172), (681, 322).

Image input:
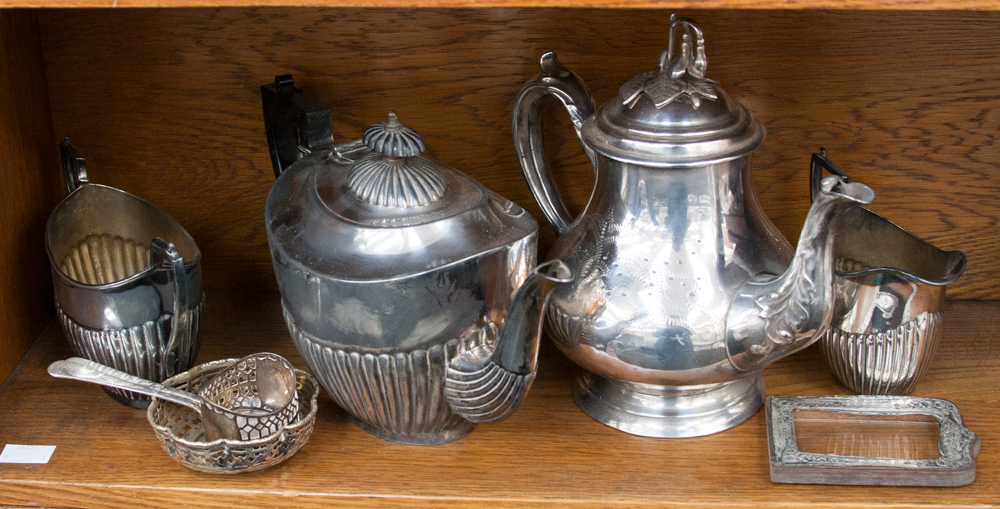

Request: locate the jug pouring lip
(45, 183), (202, 291)
(832, 205), (966, 287)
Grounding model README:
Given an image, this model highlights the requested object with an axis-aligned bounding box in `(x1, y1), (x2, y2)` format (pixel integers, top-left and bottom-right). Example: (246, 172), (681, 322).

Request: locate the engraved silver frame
(766, 395), (980, 486)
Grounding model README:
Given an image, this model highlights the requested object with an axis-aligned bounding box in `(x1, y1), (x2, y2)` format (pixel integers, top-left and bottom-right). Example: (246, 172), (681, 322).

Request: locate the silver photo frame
(766, 395), (979, 486)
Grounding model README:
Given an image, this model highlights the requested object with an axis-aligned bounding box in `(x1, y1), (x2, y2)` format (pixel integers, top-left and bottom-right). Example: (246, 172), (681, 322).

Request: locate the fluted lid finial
(362, 111), (426, 158)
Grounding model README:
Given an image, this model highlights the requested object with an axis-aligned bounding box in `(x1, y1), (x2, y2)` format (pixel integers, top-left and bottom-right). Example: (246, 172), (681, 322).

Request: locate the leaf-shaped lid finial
(619, 15), (718, 110)
(362, 111), (426, 158)
(579, 14), (764, 167)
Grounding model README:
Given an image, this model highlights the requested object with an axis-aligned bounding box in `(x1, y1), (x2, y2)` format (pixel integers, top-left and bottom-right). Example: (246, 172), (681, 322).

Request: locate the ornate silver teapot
(262, 76), (572, 444)
(513, 16), (876, 437)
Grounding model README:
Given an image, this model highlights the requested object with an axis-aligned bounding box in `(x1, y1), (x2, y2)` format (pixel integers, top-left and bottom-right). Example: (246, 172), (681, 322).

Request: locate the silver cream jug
(513, 16), (875, 437)
(46, 138), (204, 408)
(262, 76), (572, 445)
(810, 150), (966, 396)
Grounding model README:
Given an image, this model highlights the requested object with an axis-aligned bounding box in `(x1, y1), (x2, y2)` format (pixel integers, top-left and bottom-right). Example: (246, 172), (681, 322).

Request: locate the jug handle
(261, 74), (336, 178)
(810, 148), (851, 202)
(60, 136), (89, 194)
(150, 237), (191, 377)
(513, 52), (597, 235)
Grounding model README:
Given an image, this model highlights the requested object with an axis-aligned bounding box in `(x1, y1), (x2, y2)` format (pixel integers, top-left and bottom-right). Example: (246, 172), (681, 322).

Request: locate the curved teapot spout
(445, 260), (573, 423)
(726, 175), (875, 372)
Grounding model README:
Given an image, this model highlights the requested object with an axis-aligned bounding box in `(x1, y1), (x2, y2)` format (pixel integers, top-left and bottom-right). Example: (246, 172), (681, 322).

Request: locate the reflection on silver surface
(514, 16), (877, 437)
(262, 88), (572, 444)
(46, 138), (204, 408)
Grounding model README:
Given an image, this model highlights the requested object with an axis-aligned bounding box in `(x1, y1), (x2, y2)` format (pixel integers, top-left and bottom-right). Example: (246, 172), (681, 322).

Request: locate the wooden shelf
(0, 292), (996, 508)
(4, 0), (1000, 9)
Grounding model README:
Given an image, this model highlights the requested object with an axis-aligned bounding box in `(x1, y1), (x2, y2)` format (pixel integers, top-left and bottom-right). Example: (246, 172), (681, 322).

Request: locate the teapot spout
(726, 175), (875, 372)
(445, 260), (573, 423)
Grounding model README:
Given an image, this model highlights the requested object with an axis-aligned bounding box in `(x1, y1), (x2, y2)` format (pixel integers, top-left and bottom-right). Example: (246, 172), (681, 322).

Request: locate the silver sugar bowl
(262, 76), (572, 445)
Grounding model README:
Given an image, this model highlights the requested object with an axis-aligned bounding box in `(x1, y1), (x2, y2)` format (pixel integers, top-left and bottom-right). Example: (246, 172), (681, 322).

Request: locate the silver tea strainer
(48, 353), (299, 441)
(149, 359), (319, 474)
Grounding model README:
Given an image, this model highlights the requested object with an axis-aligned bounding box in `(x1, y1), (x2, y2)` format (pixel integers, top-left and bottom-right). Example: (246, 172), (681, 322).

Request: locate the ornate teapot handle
(512, 52), (597, 235)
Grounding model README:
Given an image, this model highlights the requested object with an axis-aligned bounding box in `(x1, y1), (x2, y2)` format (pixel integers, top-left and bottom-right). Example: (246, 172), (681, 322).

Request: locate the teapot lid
(580, 15), (764, 168)
(265, 111), (537, 281)
(348, 111), (448, 208)
(327, 111), (489, 227)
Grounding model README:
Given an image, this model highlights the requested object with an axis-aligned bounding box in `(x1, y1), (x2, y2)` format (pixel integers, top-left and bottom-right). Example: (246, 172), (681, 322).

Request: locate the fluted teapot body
(514, 17), (874, 437)
(263, 76), (572, 444)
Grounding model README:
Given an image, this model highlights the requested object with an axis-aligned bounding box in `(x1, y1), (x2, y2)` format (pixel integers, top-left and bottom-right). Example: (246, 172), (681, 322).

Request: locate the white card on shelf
(0, 444), (56, 464)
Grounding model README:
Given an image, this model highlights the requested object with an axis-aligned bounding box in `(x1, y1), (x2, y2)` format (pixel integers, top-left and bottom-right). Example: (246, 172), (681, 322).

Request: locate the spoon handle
(48, 357), (203, 412)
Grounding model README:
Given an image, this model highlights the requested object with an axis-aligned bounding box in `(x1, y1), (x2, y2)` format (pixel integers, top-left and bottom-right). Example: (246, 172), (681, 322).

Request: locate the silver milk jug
(810, 150), (966, 396)
(262, 76), (572, 445)
(45, 138), (205, 408)
(513, 16), (876, 437)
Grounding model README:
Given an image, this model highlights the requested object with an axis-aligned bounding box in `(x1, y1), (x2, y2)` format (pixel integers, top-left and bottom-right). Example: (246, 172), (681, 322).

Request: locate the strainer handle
(150, 238), (192, 377)
(48, 357), (204, 412)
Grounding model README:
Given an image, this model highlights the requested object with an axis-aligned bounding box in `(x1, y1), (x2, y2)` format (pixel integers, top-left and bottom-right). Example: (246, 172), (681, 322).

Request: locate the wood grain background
(34, 9), (1000, 302)
(0, 10), (62, 385)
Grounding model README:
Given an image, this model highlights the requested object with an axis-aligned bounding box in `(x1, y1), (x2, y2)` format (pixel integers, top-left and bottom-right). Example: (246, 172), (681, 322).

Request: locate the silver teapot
(262, 76), (572, 444)
(513, 16), (876, 437)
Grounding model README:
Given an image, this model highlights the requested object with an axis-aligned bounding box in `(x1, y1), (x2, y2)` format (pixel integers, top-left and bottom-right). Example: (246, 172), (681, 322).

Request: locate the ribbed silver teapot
(262, 76), (572, 445)
(513, 16), (877, 437)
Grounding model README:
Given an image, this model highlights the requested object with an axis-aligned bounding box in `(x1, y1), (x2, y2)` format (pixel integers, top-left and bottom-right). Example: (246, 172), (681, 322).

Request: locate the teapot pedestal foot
(572, 371), (765, 438)
(349, 415), (477, 445)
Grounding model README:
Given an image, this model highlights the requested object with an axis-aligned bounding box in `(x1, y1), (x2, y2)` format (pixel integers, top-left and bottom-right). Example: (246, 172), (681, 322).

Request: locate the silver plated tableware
(45, 138), (204, 408)
(148, 359), (319, 474)
(811, 150), (966, 395)
(49, 353), (299, 441)
(766, 395), (980, 486)
(262, 77), (573, 445)
(513, 15), (878, 437)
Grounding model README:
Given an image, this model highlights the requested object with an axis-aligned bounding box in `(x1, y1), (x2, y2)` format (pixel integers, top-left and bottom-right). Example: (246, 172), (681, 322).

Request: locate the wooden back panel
(36, 9), (1000, 299)
(0, 9), (62, 383)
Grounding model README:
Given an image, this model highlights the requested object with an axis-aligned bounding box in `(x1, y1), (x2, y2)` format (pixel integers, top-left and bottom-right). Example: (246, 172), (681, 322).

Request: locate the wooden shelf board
(4, 0), (1000, 9)
(0, 293), (997, 508)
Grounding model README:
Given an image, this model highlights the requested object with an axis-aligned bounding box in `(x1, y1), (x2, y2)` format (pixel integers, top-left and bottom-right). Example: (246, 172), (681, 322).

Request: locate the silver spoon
(48, 354), (298, 441)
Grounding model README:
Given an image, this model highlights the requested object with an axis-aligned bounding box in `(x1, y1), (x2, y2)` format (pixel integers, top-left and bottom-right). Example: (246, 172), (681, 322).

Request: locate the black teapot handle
(810, 148), (852, 203)
(261, 75), (335, 178)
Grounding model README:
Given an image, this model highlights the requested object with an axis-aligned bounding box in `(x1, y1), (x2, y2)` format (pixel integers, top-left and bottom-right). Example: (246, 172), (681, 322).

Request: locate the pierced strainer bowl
(147, 358), (319, 474)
